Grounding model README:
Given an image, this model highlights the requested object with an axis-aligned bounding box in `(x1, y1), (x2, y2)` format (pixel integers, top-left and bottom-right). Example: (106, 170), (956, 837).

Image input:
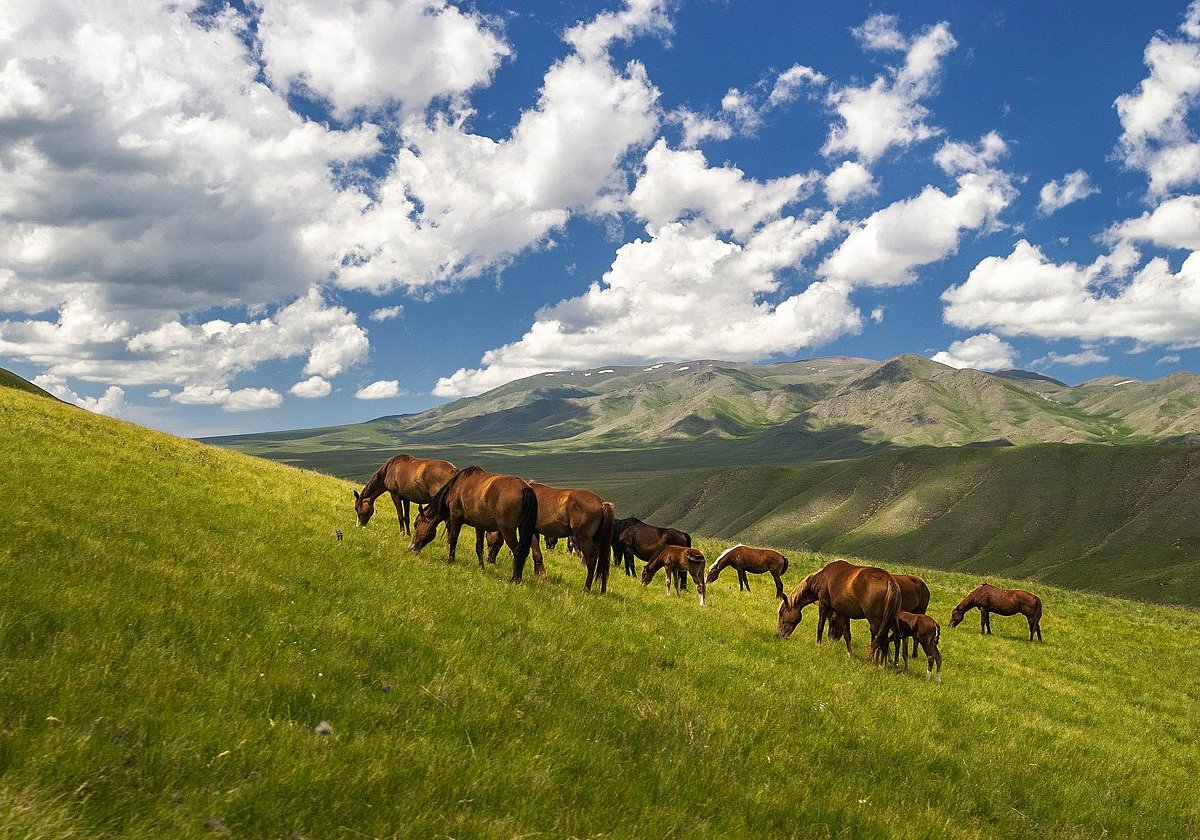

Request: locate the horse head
(949, 605), (967, 627)
(776, 594), (804, 638)
(407, 506), (440, 553)
(353, 489), (375, 527)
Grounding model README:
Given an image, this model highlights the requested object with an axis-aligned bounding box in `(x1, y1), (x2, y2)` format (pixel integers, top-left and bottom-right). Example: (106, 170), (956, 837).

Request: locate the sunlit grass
(2, 387), (1198, 837)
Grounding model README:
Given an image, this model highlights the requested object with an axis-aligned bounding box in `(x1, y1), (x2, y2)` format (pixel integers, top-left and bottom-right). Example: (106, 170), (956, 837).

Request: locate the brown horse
(896, 611), (942, 681)
(827, 571), (930, 661)
(408, 466), (538, 583)
(642, 545), (707, 605)
(704, 544), (789, 599)
(612, 516), (692, 592)
(777, 559), (901, 666)
(353, 454), (457, 535)
(950, 582), (1043, 641)
(486, 482), (614, 594)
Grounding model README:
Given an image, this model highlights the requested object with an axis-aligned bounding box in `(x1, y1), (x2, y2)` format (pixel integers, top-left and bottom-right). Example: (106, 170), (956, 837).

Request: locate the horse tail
(879, 578), (903, 663)
(683, 531), (693, 548)
(512, 486), (538, 574)
(595, 502), (614, 580)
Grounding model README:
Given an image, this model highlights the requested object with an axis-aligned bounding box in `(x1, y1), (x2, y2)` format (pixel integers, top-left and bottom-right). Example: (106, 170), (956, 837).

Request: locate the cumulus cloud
(1106, 195), (1200, 250)
(433, 142), (853, 397)
(672, 64), (825, 149)
(257, 0), (511, 119)
(1037, 170), (1099, 215)
(1113, 9), (1200, 197)
(170, 384), (283, 412)
(824, 161), (878, 204)
(943, 240), (1200, 346)
(931, 333), (1016, 370)
(819, 169), (1016, 287)
(934, 132), (1008, 176)
(1032, 349), (1110, 367)
(356, 380), (402, 399)
(369, 306), (405, 322)
(290, 376), (332, 398)
(32, 374), (126, 417)
(823, 15), (957, 163)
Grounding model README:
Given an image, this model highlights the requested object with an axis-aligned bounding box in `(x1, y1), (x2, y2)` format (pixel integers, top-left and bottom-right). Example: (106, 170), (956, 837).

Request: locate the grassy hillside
(3, 384), (1199, 837)
(0, 366), (55, 399)
(604, 445), (1200, 608)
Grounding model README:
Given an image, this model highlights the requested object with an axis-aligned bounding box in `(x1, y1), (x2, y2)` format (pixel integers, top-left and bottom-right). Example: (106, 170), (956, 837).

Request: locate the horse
(408, 466), (538, 583)
(777, 559), (901, 666)
(950, 582), (1042, 641)
(642, 545), (707, 605)
(895, 611), (942, 682)
(612, 517), (692, 591)
(486, 482), (614, 594)
(825, 571), (929, 662)
(704, 544), (789, 599)
(353, 454), (457, 535)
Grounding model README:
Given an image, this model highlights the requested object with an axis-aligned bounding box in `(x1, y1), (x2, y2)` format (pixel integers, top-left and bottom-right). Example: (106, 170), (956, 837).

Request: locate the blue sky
(2, 1), (1200, 436)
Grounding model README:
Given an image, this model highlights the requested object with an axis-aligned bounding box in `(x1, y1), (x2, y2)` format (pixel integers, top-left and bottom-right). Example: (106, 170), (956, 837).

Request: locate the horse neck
(360, 468), (389, 501)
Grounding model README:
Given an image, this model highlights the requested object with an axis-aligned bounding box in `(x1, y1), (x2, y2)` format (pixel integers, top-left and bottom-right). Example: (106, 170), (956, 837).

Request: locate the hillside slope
(603, 445), (1200, 607)
(3, 374), (1198, 837)
(208, 354), (1200, 460)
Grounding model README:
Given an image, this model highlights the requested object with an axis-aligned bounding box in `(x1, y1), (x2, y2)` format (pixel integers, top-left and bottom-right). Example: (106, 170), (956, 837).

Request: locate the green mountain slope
(0, 366), (56, 399)
(3, 376), (1198, 837)
(604, 444), (1200, 607)
(207, 354), (1200, 463)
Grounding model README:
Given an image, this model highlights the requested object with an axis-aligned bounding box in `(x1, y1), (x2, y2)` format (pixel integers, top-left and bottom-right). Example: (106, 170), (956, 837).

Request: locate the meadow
(2, 385), (1199, 838)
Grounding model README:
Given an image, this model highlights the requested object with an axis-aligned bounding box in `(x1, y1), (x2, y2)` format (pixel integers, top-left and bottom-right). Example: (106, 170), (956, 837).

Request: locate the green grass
(2, 386), (1199, 837)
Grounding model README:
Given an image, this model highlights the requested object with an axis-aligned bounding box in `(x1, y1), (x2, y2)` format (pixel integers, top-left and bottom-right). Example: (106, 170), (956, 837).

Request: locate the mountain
(208, 354), (1200, 466)
(0, 366), (57, 400)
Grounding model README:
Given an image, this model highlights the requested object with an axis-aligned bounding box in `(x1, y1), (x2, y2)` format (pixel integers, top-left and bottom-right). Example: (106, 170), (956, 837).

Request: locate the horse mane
(360, 463), (390, 498)
(712, 544), (743, 565)
(427, 465), (484, 516)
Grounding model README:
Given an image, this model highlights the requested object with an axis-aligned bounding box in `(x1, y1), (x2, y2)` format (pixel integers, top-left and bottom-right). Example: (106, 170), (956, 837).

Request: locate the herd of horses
(353, 454), (1045, 680)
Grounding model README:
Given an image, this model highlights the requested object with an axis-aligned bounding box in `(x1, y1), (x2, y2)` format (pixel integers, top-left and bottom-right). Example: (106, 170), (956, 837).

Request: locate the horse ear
(353, 489), (360, 501)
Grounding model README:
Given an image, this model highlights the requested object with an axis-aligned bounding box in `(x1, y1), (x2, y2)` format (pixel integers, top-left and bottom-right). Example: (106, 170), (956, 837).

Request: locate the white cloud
(32, 374), (126, 417)
(819, 170), (1016, 288)
(1158, 353), (1182, 364)
(1107, 195), (1200, 250)
(1038, 170), (1099, 215)
(931, 333), (1015, 370)
(169, 384), (283, 412)
(290, 376), (332, 398)
(369, 306), (405, 322)
(870, 306), (885, 323)
(824, 161), (877, 204)
(1113, 14), (1200, 197)
(563, 0), (671, 60)
(1032, 349), (1110, 367)
(257, 0), (511, 119)
(943, 240), (1200, 346)
(673, 64), (825, 149)
(934, 132), (1008, 176)
(767, 64), (827, 108)
(356, 380), (402, 399)
(823, 16), (957, 163)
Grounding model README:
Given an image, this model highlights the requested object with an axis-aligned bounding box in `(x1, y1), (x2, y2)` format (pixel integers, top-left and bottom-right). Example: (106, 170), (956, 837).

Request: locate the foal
(642, 545), (707, 605)
(705, 544), (789, 599)
(896, 610), (942, 682)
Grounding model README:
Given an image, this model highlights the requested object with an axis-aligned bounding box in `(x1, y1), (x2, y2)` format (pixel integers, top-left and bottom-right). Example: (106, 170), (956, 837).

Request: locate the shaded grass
(2, 388), (1199, 837)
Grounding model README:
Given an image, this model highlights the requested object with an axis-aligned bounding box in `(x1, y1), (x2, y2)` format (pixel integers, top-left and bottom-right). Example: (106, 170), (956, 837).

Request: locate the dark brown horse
(704, 544), (789, 599)
(486, 482), (614, 594)
(353, 454), (457, 535)
(408, 466), (538, 583)
(612, 517), (692, 592)
(827, 571), (931, 661)
(642, 545), (708, 605)
(777, 559), (901, 666)
(950, 582), (1043, 641)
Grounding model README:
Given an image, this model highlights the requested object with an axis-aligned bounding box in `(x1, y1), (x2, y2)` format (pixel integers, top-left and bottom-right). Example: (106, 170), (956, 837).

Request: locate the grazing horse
(777, 559), (901, 666)
(612, 517), (692, 591)
(353, 454), (457, 535)
(896, 611), (942, 682)
(704, 544), (789, 599)
(642, 545), (707, 606)
(486, 483), (614, 594)
(408, 466), (538, 583)
(950, 583), (1043, 641)
(827, 572), (930, 662)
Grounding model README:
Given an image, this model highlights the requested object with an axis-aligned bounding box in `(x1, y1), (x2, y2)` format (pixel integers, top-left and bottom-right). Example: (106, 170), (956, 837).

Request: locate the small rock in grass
(382, 684), (393, 694)
(315, 721), (333, 736)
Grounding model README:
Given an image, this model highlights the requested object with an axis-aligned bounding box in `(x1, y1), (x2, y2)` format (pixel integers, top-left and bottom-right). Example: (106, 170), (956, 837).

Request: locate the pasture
(2, 386), (1199, 838)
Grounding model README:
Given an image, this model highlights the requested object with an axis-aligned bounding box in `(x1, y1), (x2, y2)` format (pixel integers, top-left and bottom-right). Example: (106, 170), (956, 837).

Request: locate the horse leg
(816, 604), (827, 645)
(445, 518), (463, 564)
(391, 491), (408, 535)
(738, 569), (750, 592)
(531, 535), (546, 579)
(980, 609), (990, 635)
(901, 633), (910, 672)
(772, 571), (785, 600)
(474, 528), (485, 570)
(930, 641), (942, 683)
(500, 529), (524, 583)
